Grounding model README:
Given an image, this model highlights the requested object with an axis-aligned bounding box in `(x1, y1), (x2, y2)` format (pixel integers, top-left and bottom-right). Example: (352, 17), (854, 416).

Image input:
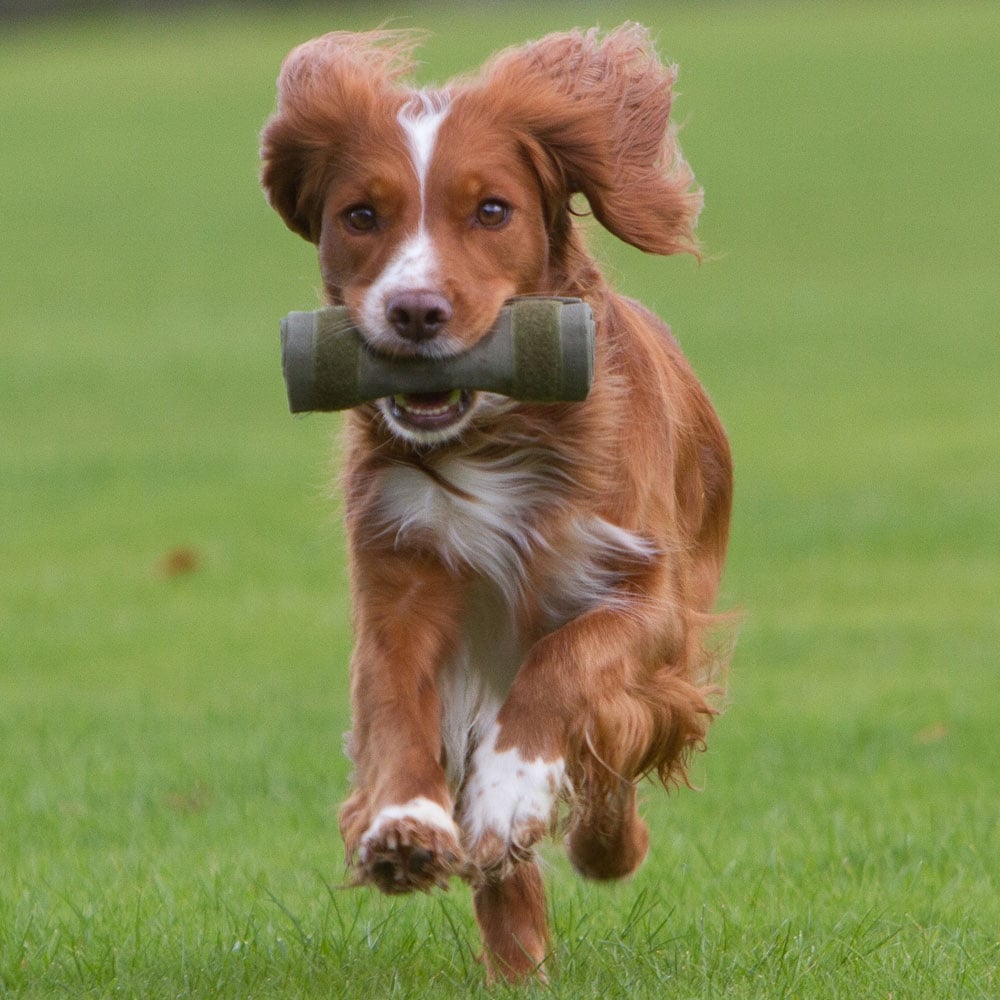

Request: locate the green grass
(2, 1), (998, 996)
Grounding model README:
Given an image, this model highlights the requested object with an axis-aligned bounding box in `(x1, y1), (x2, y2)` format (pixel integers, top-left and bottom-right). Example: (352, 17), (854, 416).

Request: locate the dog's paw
(460, 725), (568, 877)
(355, 797), (462, 894)
(566, 780), (650, 881)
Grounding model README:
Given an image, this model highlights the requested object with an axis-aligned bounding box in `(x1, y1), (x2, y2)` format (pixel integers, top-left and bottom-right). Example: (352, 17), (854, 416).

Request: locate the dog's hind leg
(565, 778), (649, 880)
(473, 860), (550, 983)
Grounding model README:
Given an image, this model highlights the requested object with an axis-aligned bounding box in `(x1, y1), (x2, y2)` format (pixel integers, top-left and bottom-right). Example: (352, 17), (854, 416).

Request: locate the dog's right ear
(260, 30), (422, 243)
(475, 24), (702, 258)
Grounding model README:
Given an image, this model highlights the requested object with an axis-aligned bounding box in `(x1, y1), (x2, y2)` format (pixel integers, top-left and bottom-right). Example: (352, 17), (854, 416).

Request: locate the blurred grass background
(1, 2), (997, 996)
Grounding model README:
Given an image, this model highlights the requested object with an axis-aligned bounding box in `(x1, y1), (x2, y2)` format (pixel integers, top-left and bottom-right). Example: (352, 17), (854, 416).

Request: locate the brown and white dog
(261, 24), (732, 982)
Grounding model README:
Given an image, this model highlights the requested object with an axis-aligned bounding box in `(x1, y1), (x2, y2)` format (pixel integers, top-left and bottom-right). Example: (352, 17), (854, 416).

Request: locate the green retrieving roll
(280, 297), (595, 413)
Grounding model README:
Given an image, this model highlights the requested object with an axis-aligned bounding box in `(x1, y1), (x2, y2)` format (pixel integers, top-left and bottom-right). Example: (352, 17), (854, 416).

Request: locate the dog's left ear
(480, 24), (702, 257)
(260, 30), (423, 243)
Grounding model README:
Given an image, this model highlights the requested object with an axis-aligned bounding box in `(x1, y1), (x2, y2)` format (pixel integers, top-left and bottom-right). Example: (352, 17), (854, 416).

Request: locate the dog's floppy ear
(259, 30), (421, 243)
(480, 24), (702, 257)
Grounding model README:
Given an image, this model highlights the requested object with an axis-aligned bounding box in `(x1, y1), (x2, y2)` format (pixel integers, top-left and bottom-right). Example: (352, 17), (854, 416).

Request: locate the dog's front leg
(461, 598), (679, 875)
(340, 551), (464, 894)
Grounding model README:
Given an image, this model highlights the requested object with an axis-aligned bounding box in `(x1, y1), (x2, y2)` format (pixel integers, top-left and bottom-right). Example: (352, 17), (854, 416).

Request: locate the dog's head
(261, 25), (701, 445)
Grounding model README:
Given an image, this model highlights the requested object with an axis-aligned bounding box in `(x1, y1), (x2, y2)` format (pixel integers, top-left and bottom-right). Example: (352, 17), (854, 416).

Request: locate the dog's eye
(344, 205), (378, 233)
(475, 199), (511, 229)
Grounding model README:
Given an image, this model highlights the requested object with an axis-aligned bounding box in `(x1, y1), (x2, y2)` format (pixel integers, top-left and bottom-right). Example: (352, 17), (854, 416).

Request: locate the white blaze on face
(361, 91), (451, 341)
(398, 91), (450, 201)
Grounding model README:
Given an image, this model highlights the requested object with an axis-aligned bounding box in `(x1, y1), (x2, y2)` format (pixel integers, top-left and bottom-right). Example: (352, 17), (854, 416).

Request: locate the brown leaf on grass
(158, 546), (201, 578)
(914, 722), (948, 745)
(164, 784), (214, 814)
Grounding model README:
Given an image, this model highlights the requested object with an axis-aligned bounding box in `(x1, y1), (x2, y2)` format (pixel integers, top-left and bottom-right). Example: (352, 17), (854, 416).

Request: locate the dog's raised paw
(459, 725), (569, 878)
(356, 797), (462, 894)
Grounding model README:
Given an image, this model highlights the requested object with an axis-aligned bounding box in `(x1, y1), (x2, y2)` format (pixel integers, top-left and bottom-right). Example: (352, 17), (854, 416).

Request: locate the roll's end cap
(280, 310), (319, 413)
(559, 299), (595, 401)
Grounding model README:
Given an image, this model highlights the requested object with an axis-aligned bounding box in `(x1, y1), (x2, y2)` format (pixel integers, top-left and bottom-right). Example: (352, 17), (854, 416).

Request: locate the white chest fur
(376, 450), (558, 603)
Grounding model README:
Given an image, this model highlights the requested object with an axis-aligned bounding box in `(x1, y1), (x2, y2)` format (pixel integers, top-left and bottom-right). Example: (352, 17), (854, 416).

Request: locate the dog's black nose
(386, 291), (452, 342)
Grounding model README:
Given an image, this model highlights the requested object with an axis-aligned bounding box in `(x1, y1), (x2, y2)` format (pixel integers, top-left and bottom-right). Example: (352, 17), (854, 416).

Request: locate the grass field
(2, 1), (997, 996)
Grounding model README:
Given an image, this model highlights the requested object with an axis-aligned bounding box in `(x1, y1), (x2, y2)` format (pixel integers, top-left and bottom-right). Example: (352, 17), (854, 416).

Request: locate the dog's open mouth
(388, 390), (473, 432)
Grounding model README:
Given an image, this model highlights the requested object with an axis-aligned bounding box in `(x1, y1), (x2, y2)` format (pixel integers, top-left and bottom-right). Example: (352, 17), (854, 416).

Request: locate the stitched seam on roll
(511, 298), (562, 401)
(313, 308), (360, 410)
